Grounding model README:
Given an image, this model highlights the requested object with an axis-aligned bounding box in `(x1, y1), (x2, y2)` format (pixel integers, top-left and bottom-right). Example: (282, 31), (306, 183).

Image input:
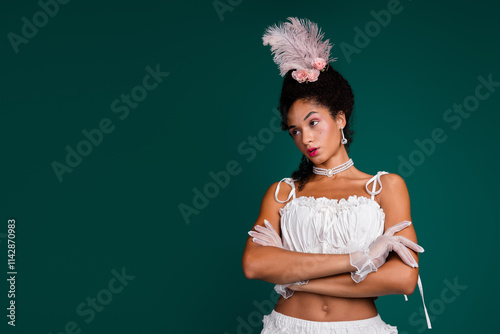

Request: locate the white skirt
(261, 310), (398, 334)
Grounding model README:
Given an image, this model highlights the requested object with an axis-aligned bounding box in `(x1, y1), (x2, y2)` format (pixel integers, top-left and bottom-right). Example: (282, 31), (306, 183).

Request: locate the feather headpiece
(262, 17), (337, 83)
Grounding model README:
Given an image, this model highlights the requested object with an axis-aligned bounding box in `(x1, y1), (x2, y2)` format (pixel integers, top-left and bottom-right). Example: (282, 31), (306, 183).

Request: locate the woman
(241, 17), (431, 333)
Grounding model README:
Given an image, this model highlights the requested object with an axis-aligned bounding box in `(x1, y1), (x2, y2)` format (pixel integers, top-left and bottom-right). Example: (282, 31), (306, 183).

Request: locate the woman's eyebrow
(287, 111), (319, 130)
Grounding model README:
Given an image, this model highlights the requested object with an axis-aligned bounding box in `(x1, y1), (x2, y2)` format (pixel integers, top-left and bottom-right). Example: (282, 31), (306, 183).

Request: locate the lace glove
(248, 219), (283, 247)
(349, 220), (424, 283)
(248, 219), (309, 297)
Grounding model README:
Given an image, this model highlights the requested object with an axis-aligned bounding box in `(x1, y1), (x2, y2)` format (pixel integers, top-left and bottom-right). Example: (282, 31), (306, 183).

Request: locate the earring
(341, 127), (347, 144)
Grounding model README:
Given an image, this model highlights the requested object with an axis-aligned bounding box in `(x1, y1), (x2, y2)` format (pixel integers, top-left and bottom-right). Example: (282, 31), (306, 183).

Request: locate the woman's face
(287, 99), (346, 163)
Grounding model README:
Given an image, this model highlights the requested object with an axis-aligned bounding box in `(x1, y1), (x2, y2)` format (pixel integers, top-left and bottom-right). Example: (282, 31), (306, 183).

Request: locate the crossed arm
(244, 241), (418, 298)
(243, 241), (357, 283)
(242, 173), (420, 298)
(288, 252), (418, 297)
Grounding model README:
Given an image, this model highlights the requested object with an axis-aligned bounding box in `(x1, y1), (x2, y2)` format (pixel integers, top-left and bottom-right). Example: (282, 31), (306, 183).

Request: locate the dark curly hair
(277, 64), (355, 191)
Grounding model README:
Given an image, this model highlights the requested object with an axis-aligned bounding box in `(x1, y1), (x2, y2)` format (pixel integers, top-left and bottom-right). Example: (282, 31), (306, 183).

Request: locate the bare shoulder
(358, 170), (407, 196)
(253, 180), (292, 230)
(379, 173), (409, 201)
(261, 179), (292, 212)
(378, 172), (413, 231)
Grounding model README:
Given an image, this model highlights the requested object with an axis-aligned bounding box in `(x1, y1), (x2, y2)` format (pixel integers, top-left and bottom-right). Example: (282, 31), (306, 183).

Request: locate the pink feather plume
(262, 17), (337, 77)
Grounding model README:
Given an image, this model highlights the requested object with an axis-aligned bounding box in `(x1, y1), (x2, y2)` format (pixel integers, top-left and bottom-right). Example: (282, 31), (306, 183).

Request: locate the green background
(1, 0), (498, 333)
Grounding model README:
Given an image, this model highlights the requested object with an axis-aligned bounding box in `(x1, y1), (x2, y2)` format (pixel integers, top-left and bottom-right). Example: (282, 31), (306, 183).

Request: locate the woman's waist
(274, 292), (377, 322)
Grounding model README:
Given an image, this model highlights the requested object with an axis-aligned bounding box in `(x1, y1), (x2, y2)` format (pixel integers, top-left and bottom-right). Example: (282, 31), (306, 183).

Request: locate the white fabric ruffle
(274, 279), (310, 299)
(262, 310), (398, 334)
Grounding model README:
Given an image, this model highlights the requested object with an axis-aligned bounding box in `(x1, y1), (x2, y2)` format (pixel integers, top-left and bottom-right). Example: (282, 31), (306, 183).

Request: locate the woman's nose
(302, 129), (313, 145)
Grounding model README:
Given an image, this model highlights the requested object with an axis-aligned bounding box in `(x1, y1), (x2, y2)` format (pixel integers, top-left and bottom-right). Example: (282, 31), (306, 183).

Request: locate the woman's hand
(287, 283), (304, 291)
(247, 219), (283, 248)
(350, 220), (424, 283)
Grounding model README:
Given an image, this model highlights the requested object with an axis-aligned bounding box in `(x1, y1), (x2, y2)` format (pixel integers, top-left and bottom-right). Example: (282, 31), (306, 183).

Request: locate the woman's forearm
(243, 245), (356, 284)
(294, 255), (418, 297)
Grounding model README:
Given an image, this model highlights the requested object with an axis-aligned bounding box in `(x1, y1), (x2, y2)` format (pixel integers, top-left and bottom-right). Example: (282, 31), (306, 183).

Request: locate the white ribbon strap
(365, 171), (389, 200)
(274, 178), (296, 203)
(404, 274), (432, 329)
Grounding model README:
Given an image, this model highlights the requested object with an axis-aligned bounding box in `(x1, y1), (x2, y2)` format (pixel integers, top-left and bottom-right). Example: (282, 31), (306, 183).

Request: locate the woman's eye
(310, 120), (318, 126)
(291, 130), (299, 136)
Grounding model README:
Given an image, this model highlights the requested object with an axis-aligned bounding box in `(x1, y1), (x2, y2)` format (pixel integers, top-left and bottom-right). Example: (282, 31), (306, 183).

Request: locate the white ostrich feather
(262, 17), (337, 77)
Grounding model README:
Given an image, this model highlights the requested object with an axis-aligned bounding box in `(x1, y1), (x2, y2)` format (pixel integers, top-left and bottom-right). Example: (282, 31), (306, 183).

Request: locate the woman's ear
(336, 111), (346, 128)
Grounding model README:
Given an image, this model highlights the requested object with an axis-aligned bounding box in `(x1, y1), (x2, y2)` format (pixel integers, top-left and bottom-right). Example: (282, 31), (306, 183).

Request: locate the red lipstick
(307, 147), (318, 157)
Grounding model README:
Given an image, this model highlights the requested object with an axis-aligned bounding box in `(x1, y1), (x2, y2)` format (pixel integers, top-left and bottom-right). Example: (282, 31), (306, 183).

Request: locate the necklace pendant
(312, 158), (354, 177)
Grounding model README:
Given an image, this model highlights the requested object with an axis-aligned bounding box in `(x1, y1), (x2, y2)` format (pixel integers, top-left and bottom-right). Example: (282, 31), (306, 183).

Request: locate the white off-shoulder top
(273, 171), (432, 329)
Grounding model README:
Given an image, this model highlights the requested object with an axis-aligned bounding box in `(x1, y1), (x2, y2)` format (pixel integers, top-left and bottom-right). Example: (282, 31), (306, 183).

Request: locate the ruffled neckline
(280, 194), (384, 214)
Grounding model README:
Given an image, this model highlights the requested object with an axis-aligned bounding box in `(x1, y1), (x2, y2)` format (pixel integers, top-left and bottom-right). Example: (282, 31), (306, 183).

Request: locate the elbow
(242, 263), (256, 280)
(242, 254), (260, 280)
(398, 268), (419, 295)
(401, 281), (416, 296)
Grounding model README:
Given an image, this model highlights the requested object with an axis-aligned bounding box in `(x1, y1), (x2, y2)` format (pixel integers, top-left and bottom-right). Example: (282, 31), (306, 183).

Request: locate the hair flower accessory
(312, 57), (327, 71)
(292, 69), (320, 83)
(262, 17), (337, 83)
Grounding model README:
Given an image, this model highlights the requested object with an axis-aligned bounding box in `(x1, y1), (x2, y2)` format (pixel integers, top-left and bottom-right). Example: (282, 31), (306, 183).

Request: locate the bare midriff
(274, 292), (378, 322)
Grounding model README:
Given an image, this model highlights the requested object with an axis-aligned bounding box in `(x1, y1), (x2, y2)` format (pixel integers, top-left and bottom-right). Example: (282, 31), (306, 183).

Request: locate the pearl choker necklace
(312, 159), (353, 177)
